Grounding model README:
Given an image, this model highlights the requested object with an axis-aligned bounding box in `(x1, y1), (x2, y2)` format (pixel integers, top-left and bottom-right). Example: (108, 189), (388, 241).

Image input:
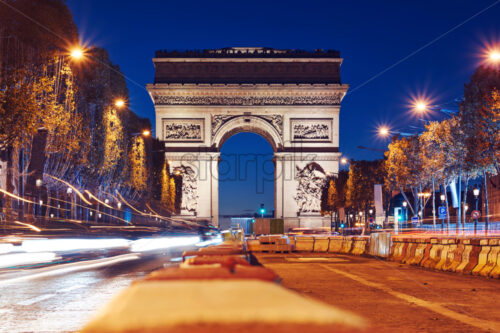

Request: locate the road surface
(0, 248), (190, 333)
(255, 252), (500, 333)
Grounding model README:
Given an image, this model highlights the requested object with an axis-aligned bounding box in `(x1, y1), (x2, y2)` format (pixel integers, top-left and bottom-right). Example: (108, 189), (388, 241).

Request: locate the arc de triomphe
(147, 47), (348, 230)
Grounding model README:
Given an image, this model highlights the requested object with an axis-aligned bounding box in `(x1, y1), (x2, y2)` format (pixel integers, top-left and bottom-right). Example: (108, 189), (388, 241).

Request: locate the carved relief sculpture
(294, 163), (326, 214)
(163, 118), (204, 142)
(174, 165), (199, 214)
(211, 114), (283, 138)
(291, 118), (332, 141)
(154, 94), (342, 106)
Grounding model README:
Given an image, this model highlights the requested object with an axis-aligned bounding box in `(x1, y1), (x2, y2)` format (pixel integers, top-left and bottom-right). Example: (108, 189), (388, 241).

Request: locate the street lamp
(114, 99), (125, 108)
(70, 47), (84, 60)
(378, 126), (390, 137)
(142, 130), (151, 137)
(473, 188), (480, 235)
(414, 100), (428, 113)
(340, 157), (348, 165)
(402, 201), (407, 228)
(488, 50), (500, 63)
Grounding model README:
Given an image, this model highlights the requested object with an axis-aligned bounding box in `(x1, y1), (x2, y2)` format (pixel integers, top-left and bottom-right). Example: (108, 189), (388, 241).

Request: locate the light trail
(0, 253), (141, 286)
(14, 221), (42, 232)
(131, 236), (200, 252)
(0, 188), (35, 204)
(47, 175), (93, 205)
(20, 238), (130, 253)
(84, 190), (113, 209)
(0, 252), (59, 269)
(46, 196), (131, 225)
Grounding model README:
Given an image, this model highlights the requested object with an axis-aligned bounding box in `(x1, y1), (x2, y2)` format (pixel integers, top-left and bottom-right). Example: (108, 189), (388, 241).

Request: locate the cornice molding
(151, 93), (344, 106)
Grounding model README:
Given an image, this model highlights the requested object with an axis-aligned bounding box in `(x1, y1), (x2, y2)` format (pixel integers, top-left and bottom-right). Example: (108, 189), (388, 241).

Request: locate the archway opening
(218, 132), (275, 230)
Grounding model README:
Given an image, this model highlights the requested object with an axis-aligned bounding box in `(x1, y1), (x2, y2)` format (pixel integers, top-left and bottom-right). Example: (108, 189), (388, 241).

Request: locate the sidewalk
(255, 252), (500, 333)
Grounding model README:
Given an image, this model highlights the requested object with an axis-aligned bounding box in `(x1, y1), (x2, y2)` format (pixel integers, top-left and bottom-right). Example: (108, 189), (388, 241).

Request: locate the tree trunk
(457, 174), (461, 233)
(463, 178), (469, 233)
(419, 183), (424, 226)
(399, 187), (415, 215)
(483, 170), (489, 233)
(413, 187), (419, 224)
(432, 177), (436, 230)
(443, 181), (450, 233)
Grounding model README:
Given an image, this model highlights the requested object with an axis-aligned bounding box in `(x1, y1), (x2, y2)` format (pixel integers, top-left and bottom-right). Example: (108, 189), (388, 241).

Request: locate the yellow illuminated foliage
(129, 136), (147, 191)
(102, 106), (124, 173)
(160, 163), (176, 213)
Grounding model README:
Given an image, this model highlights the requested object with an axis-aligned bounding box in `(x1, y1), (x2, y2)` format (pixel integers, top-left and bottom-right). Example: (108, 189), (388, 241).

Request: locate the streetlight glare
(114, 99), (125, 108)
(70, 48), (84, 60)
(340, 157), (348, 165)
(142, 130), (151, 137)
(414, 101), (427, 112)
(378, 126), (389, 137)
(489, 50), (500, 62)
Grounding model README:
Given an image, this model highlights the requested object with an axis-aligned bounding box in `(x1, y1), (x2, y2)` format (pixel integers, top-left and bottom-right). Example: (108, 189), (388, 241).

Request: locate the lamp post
(440, 194), (446, 233)
(35, 179), (42, 218)
(402, 201), (407, 229)
(473, 188), (480, 235)
(66, 187), (73, 220)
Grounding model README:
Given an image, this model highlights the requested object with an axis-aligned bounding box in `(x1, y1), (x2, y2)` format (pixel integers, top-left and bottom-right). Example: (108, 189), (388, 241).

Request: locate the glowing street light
(378, 126), (390, 137)
(488, 50), (500, 63)
(114, 99), (125, 108)
(142, 130), (151, 137)
(70, 48), (84, 60)
(414, 101), (428, 112)
(340, 157), (348, 165)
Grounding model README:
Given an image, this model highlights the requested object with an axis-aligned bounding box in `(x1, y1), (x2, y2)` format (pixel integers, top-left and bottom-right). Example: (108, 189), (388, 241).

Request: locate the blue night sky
(67, 0), (499, 216)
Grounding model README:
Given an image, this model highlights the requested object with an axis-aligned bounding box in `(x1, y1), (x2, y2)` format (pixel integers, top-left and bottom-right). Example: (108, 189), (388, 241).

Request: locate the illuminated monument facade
(147, 47), (348, 229)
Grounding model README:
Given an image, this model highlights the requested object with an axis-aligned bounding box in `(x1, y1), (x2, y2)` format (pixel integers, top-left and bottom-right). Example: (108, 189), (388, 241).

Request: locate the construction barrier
(446, 240), (465, 272)
(479, 239), (499, 277)
(389, 237), (405, 261)
(313, 237), (330, 252)
(441, 239), (459, 272)
(435, 239), (453, 271)
(328, 236), (343, 253)
(243, 234), (500, 279)
(368, 232), (391, 257)
(455, 239), (481, 274)
(489, 246), (500, 278)
(294, 236), (315, 252)
(401, 238), (417, 264)
(340, 237), (353, 254)
(409, 238), (428, 266)
(351, 237), (369, 255)
(471, 239), (491, 276)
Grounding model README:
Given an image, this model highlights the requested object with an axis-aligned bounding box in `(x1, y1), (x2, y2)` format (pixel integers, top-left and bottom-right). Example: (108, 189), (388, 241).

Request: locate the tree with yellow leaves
(160, 162), (176, 213)
(129, 136), (147, 192)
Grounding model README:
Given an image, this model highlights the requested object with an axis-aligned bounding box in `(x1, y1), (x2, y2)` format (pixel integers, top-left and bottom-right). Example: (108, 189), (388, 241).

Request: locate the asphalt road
(255, 253), (500, 333)
(0, 248), (190, 333)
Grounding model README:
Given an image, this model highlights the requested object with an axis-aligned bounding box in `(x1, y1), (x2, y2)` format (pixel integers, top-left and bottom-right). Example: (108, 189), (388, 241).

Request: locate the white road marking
(319, 264), (500, 332)
(17, 294), (56, 306)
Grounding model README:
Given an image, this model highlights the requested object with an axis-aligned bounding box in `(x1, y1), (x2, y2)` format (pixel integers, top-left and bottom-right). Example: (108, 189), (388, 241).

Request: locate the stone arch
(212, 116), (283, 152)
